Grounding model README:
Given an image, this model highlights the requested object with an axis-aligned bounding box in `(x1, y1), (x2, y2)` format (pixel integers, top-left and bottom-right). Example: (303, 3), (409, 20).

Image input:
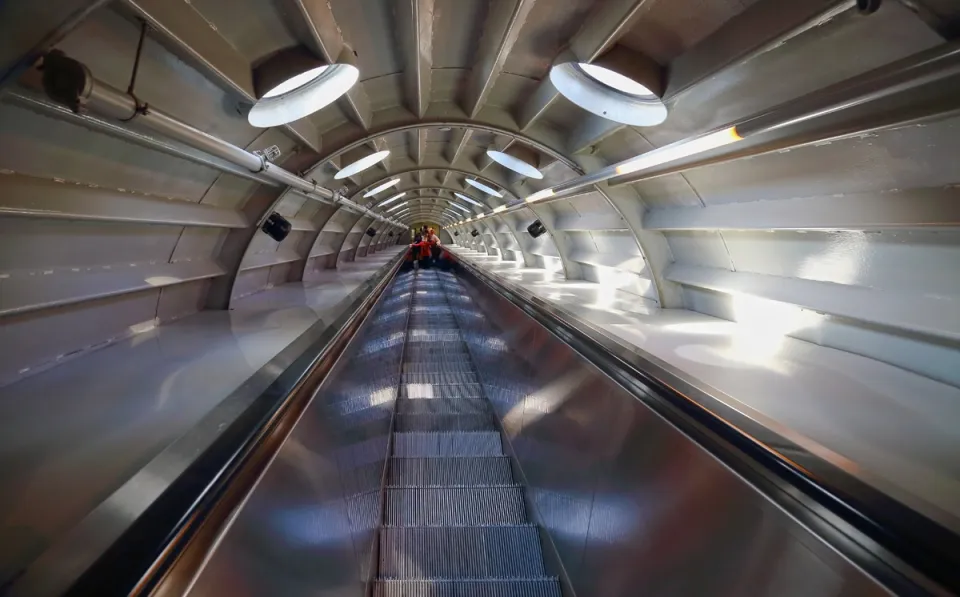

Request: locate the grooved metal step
(379, 526), (547, 578)
(401, 384), (484, 399)
(385, 486), (527, 526)
(388, 457), (514, 486)
(373, 579), (562, 597)
(392, 432), (502, 457)
(397, 397), (490, 415)
(402, 363), (477, 374)
(402, 373), (481, 385)
(395, 414), (495, 432)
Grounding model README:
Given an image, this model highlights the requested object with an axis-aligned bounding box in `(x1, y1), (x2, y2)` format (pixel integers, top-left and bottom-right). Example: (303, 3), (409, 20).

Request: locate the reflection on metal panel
(450, 265), (890, 597)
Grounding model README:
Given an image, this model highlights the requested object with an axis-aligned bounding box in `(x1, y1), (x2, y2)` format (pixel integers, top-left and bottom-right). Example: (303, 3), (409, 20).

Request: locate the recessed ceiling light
(579, 63), (653, 97)
(363, 178), (401, 197)
(248, 64), (359, 127)
(386, 201), (409, 212)
(454, 193), (484, 207)
(465, 179), (503, 197)
(486, 150), (543, 179)
(449, 202), (470, 213)
(336, 150), (391, 180)
(549, 61), (667, 127)
(378, 192), (407, 207)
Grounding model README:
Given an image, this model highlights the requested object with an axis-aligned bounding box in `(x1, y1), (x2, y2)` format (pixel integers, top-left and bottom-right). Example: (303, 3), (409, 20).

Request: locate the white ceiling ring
(336, 150), (391, 179)
(350, 168), (519, 203)
(549, 61), (667, 127)
(248, 64), (359, 127)
(486, 150), (543, 179)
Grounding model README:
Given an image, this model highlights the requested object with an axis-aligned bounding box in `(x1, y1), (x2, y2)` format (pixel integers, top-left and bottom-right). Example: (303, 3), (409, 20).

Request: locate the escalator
(15, 256), (959, 597)
(375, 269), (559, 596)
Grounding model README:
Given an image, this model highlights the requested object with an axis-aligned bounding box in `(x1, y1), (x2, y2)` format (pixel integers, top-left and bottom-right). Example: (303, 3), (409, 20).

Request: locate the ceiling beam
(517, 0), (654, 130)
(0, 0), (111, 89)
(442, 128), (473, 187)
(463, 0), (538, 118)
(121, 0), (322, 153)
(397, 0), (435, 118)
(664, 0), (857, 100)
(645, 187), (960, 231)
(371, 136), (391, 172)
(285, 0), (372, 129)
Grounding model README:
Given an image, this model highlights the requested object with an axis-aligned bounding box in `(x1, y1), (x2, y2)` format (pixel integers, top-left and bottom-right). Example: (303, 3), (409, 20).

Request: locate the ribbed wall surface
(375, 270), (559, 596)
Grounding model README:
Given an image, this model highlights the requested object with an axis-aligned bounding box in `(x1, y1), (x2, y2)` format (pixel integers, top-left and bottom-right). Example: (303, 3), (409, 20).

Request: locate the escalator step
(392, 432), (502, 457)
(379, 526), (546, 578)
(395, 414), (495, 432)
(401, 384), (484, 399)
(402, 363), (476, 374)
(388, 456), (514, 487)
(402, 373), (481, 385)
(373, 579), (561, 597)
(384, 487), (527, 526)
(397, 397), (489, 415)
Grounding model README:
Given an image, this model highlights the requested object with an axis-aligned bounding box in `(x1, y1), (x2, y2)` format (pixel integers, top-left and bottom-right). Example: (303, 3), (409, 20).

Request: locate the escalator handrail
(9, 253), (406, 597)
(448, 249), (960, 596)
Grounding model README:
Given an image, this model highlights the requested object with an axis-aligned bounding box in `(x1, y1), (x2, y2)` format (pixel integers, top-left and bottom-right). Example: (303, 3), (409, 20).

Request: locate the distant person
(426, 227), (442, 266)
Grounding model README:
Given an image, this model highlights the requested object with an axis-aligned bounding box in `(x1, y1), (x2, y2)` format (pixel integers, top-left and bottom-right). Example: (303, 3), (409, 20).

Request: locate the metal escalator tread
(379, 526), (547, 578)
(397, 397), (489, 415)
(375, 271), (557, 597)
(388, 457), (514, 486)
(392, 431), (502, 456)
(384, 486), (527, 526)
(373, 579), (562, 597)
(395, 414), (495, 432)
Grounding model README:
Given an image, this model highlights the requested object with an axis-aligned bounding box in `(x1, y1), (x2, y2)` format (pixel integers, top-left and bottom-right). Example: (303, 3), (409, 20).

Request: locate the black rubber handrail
(450, 250), (959, 597)
(27, 254), (407, 597)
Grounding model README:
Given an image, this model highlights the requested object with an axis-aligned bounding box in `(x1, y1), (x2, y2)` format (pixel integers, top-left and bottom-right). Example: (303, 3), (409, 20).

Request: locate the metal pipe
(484, 39), (960, 220)
(40, 51), (402, 227)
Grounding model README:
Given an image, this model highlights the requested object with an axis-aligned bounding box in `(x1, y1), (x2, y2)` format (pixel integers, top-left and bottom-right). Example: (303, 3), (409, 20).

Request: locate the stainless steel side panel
(451, 268), (890, 597)
(185, 276), (414, 597)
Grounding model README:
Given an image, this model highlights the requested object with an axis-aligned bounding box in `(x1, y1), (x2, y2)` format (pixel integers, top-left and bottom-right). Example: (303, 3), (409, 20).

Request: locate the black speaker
(453, 231), (459, 236)
(261, 212), (292, 242)
(470, 229), (479, 237)
(365, 227), (377, 237)
(527, 219), (547, 238)
(388, 231), (394, 237)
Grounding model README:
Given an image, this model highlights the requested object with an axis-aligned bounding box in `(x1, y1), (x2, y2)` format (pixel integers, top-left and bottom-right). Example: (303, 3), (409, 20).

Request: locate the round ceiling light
(465, 179), (503, 197)
(248, 64), (359, 127)
(549, 61), (667, 127)
(363, 178), (401, 197)
(454, 192), (484, 207)
(486, 150), (543, 179)
(335, 150), (391, 180)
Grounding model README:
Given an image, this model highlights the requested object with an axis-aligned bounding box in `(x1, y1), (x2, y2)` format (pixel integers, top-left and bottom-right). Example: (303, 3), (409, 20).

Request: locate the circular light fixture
(486, 150), (543, 179)
(363, 178), (401, 197)
(336, 150), (391, 180)
(248, 64), (359, 128)
(378, 192), (407, 207)
(549, 61), (667, 127)
(465, 179), (503, 197)
(578, 63), (653, 97)
(454, 192), (483, 207)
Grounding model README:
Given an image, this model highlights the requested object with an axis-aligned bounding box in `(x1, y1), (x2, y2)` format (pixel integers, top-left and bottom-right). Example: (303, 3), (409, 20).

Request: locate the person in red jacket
(409, 238), (432, 269)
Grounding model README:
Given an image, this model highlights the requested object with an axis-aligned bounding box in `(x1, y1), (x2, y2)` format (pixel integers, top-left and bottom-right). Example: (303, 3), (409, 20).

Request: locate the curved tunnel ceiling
(2, 0), (959, 413)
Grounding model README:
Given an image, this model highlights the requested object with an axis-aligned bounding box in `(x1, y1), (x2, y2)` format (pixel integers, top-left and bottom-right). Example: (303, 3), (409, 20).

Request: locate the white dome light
(386, 201), (409, 212)
(579, 63), (654, 97)
(378, 192), (407, 207)
(449, 202), (470, 213)
(465, 179), (503, 197)
(454, 192), (484, 207)
(248, 64), (359, 127)
(549, 61), (667, 127)
(363, 178), (401, 197)
(336, 150), (391, 180)
(486, 150), (543, 179)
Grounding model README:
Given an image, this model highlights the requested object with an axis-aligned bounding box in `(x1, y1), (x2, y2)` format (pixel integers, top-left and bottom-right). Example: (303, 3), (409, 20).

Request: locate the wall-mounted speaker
(388, 231), (394, 237)
(261, 212), (292, 242)
(470, 229), (479, 237)
(527, 219), (547, 238)
(454, 231), (459, 236)
(365, 228), (377, 237)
